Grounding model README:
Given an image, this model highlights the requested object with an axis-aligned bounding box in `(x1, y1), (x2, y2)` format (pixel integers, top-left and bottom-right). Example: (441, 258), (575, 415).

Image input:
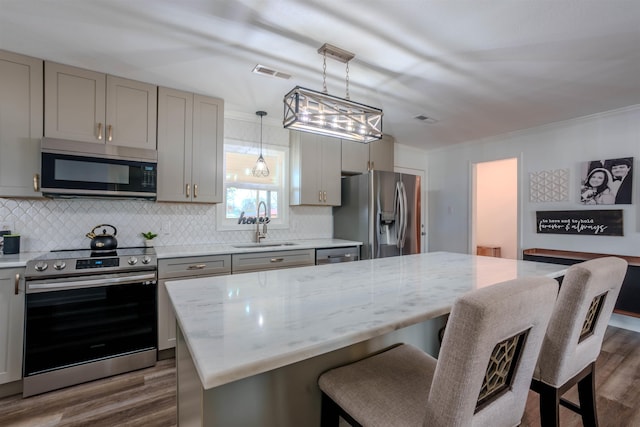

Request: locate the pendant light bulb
(252, 111), (269, 177)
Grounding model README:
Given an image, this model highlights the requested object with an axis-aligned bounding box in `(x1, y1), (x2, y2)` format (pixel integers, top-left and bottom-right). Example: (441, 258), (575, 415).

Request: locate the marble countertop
(0, 251), (46, 268)
(0, 239), (361, 268)
(165, 251), (566, 390)
(154, 238), (361, 259)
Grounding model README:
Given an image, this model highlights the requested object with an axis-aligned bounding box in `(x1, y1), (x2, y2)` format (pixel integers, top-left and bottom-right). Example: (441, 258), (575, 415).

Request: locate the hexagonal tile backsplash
(0, 197), (333, 252)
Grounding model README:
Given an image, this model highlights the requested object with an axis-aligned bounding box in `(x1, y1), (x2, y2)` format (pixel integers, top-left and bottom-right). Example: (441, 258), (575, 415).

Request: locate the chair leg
(320, 392), (341, 427)
(577, 363), (598, 427)
(535, 381), (561, 427)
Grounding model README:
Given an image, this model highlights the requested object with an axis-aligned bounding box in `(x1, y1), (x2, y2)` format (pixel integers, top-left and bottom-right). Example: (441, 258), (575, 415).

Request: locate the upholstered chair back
(424, 276), (558, 426)
(534, 256), (627, 388)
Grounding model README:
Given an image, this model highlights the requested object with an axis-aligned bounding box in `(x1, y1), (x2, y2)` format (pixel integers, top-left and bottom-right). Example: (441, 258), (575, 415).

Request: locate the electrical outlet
(161, 221), (171, 235)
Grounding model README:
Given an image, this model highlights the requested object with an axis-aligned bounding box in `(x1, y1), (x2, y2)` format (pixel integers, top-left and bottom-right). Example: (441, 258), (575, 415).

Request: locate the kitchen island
(165, 251), (566, 427)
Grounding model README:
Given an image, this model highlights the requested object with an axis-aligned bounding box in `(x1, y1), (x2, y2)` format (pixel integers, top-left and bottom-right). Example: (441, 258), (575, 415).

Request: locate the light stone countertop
(154, 238), (361, 258)
(0, 251), (47, 269)
(0, 239), (361, 268)
(165, 251), (566, 390)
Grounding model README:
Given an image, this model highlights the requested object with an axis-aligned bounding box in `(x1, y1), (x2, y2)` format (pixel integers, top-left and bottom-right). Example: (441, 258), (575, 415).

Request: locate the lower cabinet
(0, 268), (25, 385)
(158, 255), (231, 351)
(232, 249), (315, 274)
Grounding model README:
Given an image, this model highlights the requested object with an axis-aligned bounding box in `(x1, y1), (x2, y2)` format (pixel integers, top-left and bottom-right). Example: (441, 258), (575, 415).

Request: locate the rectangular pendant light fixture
(283, 86), (383, 143)
(283, 44), (383, 143)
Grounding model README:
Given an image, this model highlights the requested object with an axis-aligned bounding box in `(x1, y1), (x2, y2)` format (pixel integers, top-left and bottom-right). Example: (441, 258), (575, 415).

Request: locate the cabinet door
(192, 94), (224, 203)
(369, 134), (394, 172)
(157, 87), (193, 202)
(292, 133), (323, 204)
(0, 268), (25, 384)
(0, 50), (43, 197)
(341, 139), (369, 174)
(291, 133), (341, 205)
(158, 255), (231, 350)
(321, 137), (342, 205)
(106, 75), (157, 149)
(44, 62), (106, 143)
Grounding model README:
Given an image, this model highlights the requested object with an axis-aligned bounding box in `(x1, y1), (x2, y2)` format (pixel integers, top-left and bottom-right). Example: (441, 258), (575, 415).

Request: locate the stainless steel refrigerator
(333, 170), (421, 259)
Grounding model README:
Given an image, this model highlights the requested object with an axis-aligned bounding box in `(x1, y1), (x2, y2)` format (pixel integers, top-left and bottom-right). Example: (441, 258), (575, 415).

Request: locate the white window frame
(217, 138), (289, 231)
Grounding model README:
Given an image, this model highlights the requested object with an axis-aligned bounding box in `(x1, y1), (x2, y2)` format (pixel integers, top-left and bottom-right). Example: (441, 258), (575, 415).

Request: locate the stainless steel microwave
(40, 138), (157, 200)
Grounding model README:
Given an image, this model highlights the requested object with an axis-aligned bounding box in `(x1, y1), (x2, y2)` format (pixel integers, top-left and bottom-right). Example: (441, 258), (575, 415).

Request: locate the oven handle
(27, 273), (157, 292)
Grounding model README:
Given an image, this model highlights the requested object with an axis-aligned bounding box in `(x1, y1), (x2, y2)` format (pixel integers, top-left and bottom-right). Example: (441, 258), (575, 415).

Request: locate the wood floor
(0, 326), (638, 427)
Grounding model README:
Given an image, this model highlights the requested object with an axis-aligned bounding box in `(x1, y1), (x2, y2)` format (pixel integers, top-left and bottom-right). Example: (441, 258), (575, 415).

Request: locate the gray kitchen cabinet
(341, 134), (395, 174)
(0, 268), (25, 384)
(290, 132), (341, 205)
(158, 255), (231, 351)
(44, 61), (157, 149)
(0, 50), (43, 197)
(157, 87), (224, 203)
(232, 249), (315, 273)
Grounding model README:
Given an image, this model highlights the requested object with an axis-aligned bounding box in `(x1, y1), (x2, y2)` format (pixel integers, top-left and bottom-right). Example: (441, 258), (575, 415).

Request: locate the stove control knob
(141, 256), (151, 265)
(53, 260), (66, 271)
(128, 256), (138, 265)
(35, 261), (48, 272)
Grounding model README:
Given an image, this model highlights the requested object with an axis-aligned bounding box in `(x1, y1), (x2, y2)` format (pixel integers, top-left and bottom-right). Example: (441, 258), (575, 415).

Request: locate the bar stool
(530, 257), (627, 427)
(318, 276), (559, 427)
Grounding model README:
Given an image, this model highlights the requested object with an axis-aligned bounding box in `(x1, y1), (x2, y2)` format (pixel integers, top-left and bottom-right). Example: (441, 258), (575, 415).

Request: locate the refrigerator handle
(394, 182), (401, 247)
(399, 181), (408, 249)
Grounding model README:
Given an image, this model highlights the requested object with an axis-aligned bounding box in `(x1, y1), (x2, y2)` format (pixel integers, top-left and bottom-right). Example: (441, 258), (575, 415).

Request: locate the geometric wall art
(529, 169), (570, 202)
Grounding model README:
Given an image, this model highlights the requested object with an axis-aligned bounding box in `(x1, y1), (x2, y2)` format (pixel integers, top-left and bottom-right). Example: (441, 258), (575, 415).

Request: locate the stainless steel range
(23, 247), (158, 397)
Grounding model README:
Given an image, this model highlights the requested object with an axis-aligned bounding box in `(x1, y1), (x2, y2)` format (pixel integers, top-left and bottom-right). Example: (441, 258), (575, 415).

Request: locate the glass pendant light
(252, 110), (270, 177)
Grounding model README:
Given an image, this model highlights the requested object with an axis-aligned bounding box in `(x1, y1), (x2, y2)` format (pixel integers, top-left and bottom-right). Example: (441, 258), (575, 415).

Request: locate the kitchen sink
(231, 242), (298, 248)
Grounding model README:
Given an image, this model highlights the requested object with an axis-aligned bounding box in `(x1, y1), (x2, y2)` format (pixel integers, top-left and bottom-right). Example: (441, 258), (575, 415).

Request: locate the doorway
(471, 158), (518, 259)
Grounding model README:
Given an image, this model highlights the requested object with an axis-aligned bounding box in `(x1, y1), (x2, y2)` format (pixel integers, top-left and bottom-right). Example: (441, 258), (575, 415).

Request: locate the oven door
(24, 272), (157, 377)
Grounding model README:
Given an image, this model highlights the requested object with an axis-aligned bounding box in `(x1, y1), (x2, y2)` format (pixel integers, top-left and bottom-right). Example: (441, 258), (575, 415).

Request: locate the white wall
(427, 104), (640, 256)
(427, 104), (640, 332)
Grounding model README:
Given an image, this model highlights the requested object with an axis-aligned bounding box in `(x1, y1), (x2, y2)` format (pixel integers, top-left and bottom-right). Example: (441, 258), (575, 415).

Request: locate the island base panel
(176, 316), (446, 427)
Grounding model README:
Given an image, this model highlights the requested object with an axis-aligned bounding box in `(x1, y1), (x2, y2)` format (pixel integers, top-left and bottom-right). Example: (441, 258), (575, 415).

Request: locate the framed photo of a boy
(580, 157), (633, 205)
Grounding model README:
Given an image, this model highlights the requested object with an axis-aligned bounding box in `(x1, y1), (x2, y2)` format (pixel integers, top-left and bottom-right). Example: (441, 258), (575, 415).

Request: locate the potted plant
(141, 231), (158, 247)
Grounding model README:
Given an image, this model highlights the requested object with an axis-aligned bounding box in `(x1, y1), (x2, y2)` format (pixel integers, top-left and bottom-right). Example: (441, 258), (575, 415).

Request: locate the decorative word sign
(237, 211), (270, 225)
(536, 210), (623, 236)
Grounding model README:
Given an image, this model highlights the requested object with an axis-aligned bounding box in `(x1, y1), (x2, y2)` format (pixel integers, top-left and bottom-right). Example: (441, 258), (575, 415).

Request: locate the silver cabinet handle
(270, 258), (284, 263)
(194, 184), (198, 198)
(187, 264), (207, 270)
(97, 123), (103, 140)
(186, 184), (191, 198)
(323, 191), (327, 202)
(318, 190), (322, 202)
(15, 273), (20, 295)
(107, 124), (113, 141)
(33, 173), (40, 192)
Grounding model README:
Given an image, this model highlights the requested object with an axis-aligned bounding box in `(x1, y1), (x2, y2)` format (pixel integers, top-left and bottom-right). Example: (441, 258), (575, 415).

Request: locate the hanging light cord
(345, 61), (350, 100)
(322, 51), (328, 94)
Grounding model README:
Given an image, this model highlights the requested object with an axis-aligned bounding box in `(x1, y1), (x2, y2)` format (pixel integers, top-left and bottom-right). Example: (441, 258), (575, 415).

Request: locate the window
(217, 139), (288, 230)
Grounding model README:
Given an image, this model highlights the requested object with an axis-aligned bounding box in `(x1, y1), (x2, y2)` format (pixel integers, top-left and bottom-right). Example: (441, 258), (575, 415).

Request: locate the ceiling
(2, 1), (639, 151)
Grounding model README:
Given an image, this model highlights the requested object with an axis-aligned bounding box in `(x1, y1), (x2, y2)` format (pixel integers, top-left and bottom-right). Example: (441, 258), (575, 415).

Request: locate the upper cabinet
(44, 62), (157, 149)
(341, 134), (395, 174)
(0, 50), (43, 197)
(290, 132), (341, 206)
(157, 87), (224, 203)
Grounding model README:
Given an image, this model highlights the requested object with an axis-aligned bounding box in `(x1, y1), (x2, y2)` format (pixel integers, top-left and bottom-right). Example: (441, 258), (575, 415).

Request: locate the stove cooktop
(25, 246), (157, 278)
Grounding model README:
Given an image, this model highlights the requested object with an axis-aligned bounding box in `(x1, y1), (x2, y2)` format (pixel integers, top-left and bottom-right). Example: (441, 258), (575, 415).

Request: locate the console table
(523, 248), (640, 318)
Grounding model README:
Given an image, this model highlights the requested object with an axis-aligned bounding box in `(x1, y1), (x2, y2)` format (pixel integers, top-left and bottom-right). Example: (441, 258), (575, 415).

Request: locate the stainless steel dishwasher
(315, 246), (359, 264)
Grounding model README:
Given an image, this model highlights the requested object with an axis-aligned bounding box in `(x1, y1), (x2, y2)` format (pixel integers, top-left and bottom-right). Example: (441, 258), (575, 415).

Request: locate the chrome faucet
(255, 201), (268, 243)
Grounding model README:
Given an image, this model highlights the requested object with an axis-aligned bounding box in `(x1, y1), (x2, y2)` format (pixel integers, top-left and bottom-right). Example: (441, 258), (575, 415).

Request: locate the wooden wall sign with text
(536, 210), (623, 236)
